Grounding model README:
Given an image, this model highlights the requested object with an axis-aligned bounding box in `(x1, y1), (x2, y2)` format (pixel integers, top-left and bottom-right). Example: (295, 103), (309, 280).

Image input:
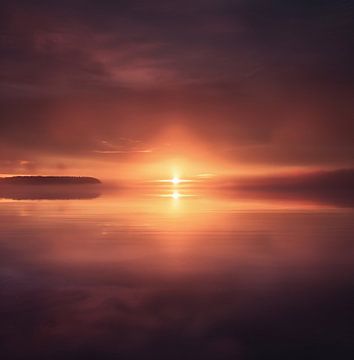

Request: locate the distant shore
(0, 176), (101, 200)
(0, 176), (101, 186)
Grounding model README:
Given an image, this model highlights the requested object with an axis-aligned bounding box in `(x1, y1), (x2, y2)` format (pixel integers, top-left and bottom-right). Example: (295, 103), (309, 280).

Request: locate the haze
(1, 0), (353, 181)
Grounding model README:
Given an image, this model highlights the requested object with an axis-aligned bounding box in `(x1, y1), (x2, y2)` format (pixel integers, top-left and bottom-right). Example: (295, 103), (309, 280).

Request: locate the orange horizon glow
(1, 123), (344, 183)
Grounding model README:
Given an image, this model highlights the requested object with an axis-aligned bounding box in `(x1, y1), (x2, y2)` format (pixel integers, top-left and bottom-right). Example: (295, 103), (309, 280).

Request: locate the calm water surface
(1, 190), (354, 359)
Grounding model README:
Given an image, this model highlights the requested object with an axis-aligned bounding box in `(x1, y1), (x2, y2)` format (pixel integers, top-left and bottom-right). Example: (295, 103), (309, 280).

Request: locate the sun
(171, 176), (180, 185)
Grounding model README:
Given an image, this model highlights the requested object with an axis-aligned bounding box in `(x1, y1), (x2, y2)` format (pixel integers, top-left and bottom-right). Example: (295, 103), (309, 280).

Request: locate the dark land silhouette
(0, 176), (101, 185)
(208, 168), (354, 208)
(0, 176), (101, 200)
(234, 168), (354, 192)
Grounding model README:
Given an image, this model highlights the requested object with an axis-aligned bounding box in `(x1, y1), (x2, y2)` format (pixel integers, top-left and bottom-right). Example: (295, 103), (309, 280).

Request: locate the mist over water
(0, 188), (354, 359)
(1, 0), (354, 358)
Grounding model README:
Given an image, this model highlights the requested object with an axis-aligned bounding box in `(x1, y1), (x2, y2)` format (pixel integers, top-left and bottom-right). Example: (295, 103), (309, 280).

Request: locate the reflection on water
(0, 185), (101, 200)
(0, 188), (354, 359)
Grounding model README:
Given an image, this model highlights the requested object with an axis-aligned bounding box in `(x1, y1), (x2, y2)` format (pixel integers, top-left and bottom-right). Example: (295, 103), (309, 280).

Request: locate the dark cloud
(0, 0), (353, 171)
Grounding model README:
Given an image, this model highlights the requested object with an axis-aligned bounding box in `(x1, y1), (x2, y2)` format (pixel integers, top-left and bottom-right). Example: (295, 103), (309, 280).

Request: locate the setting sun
(171, 177), (180, 185)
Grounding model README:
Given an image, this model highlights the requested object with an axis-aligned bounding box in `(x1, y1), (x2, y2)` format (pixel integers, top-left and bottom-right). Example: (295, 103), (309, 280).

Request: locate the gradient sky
(1, 0), (354, 179)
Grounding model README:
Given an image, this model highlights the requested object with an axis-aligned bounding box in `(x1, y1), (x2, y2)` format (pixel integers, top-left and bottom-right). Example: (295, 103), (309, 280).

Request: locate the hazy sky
(1, 0), (353, 179)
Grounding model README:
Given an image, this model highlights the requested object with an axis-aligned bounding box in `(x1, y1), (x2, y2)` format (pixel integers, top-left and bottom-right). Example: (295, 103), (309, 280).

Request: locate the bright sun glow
(171, 177), (180, 185)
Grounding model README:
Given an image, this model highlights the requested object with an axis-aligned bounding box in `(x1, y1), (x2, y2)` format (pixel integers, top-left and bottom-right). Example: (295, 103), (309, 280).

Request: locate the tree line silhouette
(0, 176), (101, 185)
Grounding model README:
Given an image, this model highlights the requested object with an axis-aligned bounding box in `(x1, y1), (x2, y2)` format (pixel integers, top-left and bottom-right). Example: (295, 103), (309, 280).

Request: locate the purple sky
(1, 0), (354, 178)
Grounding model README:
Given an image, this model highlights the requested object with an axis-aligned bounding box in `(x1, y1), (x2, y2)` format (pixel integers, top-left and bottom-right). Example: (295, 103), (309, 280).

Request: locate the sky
(1, 0), (354, 180)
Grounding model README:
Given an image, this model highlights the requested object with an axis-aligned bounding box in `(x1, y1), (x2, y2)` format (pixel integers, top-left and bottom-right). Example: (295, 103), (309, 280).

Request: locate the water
(0, 190), (354, 359)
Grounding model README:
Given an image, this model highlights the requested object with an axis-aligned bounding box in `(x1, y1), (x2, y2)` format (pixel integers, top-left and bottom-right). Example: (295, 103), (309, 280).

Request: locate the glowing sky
(1, 1), (353, 179)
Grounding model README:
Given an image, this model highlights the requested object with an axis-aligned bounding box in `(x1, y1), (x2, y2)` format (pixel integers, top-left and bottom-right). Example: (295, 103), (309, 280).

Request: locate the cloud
(0, 0), (353, 171)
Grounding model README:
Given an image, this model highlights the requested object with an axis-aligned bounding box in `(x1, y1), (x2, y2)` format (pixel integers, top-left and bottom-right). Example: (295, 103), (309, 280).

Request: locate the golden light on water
(170, 175), (186, 199)
(172, 190), (180, 199)
(155, 174), (195, 199)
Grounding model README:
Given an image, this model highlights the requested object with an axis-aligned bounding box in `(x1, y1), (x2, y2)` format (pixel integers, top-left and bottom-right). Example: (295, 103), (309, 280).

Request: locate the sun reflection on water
(172, 190), (180, 199)
(156, 176), (196, 199)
